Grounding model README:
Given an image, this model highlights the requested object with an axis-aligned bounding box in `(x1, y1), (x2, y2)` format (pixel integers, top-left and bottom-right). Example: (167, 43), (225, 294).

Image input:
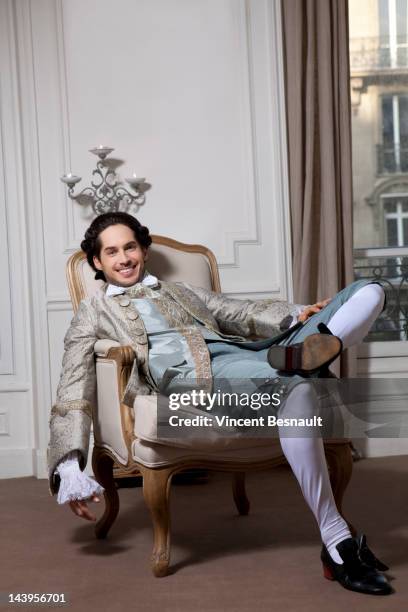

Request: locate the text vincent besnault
(167, 414), (323, 428)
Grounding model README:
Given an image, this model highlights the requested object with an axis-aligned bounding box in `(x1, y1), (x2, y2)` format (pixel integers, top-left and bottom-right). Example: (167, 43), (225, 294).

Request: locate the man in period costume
(48, 212), (392, 595)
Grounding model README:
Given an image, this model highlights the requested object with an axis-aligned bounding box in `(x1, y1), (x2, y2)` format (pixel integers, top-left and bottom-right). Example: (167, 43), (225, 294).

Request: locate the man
(48, 212), (391, 595)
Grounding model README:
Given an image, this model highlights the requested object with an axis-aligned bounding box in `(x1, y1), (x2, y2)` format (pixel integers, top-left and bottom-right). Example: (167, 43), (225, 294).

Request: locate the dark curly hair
(81, 212), (152, 280)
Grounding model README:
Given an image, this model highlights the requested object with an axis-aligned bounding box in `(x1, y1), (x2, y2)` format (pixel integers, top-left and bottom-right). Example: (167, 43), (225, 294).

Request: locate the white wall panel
(29, 0), (292, 299)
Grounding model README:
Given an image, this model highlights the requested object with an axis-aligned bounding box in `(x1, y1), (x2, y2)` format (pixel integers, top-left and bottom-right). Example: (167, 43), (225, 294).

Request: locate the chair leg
(325, 443), (355, 535)
(140, 466), (173, 577)
(92, 448), (120, 539)
(232, 472), (250, 515)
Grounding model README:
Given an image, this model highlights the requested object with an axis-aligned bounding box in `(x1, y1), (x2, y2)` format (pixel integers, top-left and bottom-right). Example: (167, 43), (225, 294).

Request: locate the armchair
(66, 235), (354, 577)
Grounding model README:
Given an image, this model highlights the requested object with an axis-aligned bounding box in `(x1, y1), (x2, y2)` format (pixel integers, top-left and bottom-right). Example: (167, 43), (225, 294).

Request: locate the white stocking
(279, 383), (351, 563)
(327, 283), (385, 349)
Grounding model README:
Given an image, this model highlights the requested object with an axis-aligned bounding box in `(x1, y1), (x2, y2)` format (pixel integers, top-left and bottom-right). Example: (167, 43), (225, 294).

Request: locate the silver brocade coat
(48, 281), (300, 493)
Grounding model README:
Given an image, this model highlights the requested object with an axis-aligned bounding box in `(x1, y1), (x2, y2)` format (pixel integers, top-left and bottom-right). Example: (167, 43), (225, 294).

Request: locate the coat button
(119, 297), (130, 307)
(134, 328), (144, 336)
(126, 311), (139, 320)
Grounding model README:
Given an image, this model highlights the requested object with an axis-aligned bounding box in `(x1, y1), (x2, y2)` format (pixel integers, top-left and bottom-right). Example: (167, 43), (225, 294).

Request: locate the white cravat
(105, 272), (159, 296)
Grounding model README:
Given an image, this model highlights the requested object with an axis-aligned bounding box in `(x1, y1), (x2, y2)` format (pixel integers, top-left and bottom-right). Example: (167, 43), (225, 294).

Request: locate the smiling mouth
(117, 266), (136, 276)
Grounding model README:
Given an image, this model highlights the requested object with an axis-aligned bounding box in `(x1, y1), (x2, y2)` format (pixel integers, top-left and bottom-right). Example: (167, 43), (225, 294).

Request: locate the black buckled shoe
(355, 534), (389, 572)
(321, 537), (392, 595)
(267, 333), (342, 375)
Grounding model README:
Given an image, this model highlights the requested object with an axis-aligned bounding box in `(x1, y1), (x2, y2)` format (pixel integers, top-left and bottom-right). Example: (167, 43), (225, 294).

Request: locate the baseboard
(353, 438), (408, 458)
(0, 448), (33, 478)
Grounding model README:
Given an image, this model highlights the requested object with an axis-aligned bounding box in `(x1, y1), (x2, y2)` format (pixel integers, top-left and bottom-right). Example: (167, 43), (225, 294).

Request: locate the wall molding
(46, 296), (73, 312)
(0, 384), (30, 393)
(0, 410), (10, 436)
(13, 0), (54, 477)
(215, 0), (260, 267)
(0, 0), (18, 376)
(55, 0), (79, 255)
(34, 449), (48, 479)
(266, 0), (293, 302)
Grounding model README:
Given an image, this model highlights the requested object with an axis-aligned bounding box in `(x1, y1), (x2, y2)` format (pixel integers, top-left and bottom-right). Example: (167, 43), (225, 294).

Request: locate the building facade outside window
(350, 0), (408, 342)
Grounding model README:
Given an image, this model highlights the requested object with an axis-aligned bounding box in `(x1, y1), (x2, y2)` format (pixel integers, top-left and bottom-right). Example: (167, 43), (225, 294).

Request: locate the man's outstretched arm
(48, 299), (98, 498)
(182, 283), (331, 338)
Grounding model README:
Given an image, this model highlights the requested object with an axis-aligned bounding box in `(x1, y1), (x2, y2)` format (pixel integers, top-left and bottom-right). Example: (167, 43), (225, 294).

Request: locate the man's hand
(69, 495), (101, 521)
(297, 298), (331, 323)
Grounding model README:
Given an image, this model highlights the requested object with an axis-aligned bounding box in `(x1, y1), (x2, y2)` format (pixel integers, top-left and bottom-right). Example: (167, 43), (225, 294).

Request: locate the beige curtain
(282, 0), (354, 307)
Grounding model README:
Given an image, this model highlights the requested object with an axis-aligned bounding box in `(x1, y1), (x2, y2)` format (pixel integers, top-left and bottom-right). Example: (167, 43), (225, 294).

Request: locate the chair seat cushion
(131, 437), (284, 467)
(134, 394), (277, 451)
(132, 395), (348, 468)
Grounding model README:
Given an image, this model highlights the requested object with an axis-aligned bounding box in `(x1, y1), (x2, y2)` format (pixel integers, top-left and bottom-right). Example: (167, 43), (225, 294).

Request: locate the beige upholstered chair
(66, 235), (353, 577)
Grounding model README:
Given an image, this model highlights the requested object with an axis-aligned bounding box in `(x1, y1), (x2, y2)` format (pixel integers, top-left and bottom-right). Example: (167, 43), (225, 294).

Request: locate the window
(383, 196), (408, 244)
(381, 94), (408, 173)
(379, 0), (408, 67)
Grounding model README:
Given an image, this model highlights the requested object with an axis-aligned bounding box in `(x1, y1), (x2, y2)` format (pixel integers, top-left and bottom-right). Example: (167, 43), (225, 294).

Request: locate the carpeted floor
(1, 455), (407, 612)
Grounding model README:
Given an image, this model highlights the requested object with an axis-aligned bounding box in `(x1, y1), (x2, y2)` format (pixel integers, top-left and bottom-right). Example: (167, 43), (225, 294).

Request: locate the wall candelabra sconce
(61, 146), (147, 215)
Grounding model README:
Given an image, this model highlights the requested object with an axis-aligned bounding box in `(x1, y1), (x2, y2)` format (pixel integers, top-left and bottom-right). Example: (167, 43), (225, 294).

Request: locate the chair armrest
(93, 344), (136, 465)
(94, 339), (121, 357)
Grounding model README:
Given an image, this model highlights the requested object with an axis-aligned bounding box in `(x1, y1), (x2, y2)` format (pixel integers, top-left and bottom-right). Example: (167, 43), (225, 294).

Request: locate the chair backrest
(66, 234), (221, 312)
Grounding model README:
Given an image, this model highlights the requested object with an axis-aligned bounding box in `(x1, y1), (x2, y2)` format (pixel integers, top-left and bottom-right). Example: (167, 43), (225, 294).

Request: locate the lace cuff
(55, 451), (105, 504)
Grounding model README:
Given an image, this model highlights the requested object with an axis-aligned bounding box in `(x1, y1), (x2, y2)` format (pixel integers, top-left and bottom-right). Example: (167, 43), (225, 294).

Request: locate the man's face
(93, 223), (147, 287)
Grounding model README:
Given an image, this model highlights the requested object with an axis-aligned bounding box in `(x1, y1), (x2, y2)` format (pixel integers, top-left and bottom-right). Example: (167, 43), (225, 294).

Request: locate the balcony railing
(376, 144), (408, 175)
(350, 36), (408, 72)
(354, 247), (408, 341)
